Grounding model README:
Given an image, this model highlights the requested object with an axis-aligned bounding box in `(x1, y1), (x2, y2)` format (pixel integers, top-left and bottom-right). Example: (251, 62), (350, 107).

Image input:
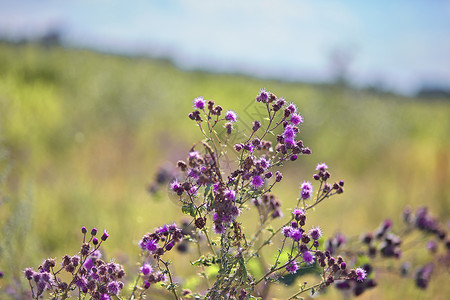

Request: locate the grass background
(0, 42), (449, 299)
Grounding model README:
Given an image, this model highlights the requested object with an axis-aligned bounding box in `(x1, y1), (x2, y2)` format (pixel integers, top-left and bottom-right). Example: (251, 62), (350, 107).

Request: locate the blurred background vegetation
(0, 41), (449, 299)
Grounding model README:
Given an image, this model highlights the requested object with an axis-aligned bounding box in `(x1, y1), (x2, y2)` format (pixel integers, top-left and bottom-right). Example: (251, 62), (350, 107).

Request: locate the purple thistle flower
(158, 225), (169, 234)
(189, 151), (201, 160)
(309, 226), (322, 240)
(24, 268), (34, 280)
(100, 294), (111, 300)
(230, 205), (240, 217)
(158, 272), (167, 282)
(84, 258), (94, 270)
(415, 263), (433, 289)
(284, 138), (296, 148)
(170, 180), (182, 192)
(224, 189), (237, 201)
(222, 212), (234, 223)
(282, 226), (293, 237)
(143, 280), (151, 289)
(302, 251), (315, 264)
(188, 187), (198, 195)
(290, 113), (303, 125)
(291, 228), (303, 242)
(283, 125), (296, 139)
(300, 181), (313, 200)
(107, 281), (120, 295)
(76, 276), (87, 288)
(256, 89), (268, 102)
(90, 272), (100, 281)
(40, 272), (52, 283)
(193, 97), (206, 109)
(287, 103), (297, 114)
(426, 240), (437, 253)
(140, 264), (153, 276)
(244, 143), (254, 152)
(293, 208), (305, 219)
(225, 110), (237, 122)
(145, 239), (158, 252)
(213, 222), (226, 234)
(91, 250), (102, 259)
(316, 162), (328, 171)
(251, 175), (264, 188)
(286, 261), (299, 274)
(101, 230), (109, 241)
(258, 157), (269, 169)
(302, 147), (312, 155)
(188, 169), (199, 179)
(355, 267), (367, 282)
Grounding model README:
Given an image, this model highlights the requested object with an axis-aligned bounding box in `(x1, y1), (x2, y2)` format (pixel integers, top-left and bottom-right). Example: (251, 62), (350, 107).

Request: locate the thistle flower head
(316, 162), (328, 171)
(302, 251), (315, 264)
(290, 113), (303, 125)
(224, 189), (237, 201)
(355, 267), (367, 282)
(256, 89), (268, 102)
(293, 208), (305, 219)
(291, 228), (303, 241)
(258, 157), (269, 169)
(283, 125), (296, 139)
(140, 263), (153, 276)
(309, 226), (322, 240)
(286, 261), (299, 274)
(101, 230), (109, 241)
(300, 181), (313, 200)
(251, 175), (264, 188)
(287, 103), (297, 114)
(225, 110), (237, 122)
(170, 180), (182, 192)
(193, 97), (205, 109)
(282, 226), (293, 237)
(189, 151), (201, 160)
(107, 281), (120, 295)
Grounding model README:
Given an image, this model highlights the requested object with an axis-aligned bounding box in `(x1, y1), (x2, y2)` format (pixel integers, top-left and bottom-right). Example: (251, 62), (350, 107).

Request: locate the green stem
(129, 273), (142, 300)
(161, 259), (180, 300)
(287, 281), (324, 299)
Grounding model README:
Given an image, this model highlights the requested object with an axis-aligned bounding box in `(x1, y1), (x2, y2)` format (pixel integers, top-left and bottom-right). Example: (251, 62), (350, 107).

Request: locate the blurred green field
(0, 42), (449, 299)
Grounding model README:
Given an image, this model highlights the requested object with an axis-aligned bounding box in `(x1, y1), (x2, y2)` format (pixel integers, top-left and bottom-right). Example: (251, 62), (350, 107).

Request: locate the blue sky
(1, 0), (450, 95)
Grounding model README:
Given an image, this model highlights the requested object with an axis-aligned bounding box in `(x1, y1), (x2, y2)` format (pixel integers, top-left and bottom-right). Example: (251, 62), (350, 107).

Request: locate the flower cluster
(177, 92), (315, 239)
(252, 193), (283, 222)
(330, 204), (450, 297)
(138, 223), (184, 257)
(404, 206), (448, 240)
(335, 264), (376, 296)
(273, 207), (365, 288)
(24, 227), (124, 300)
(176, 91), (357, 298)
(132, 223), (185, 297)
(23, 90), (450, 299)
(361, 219), (402, 258)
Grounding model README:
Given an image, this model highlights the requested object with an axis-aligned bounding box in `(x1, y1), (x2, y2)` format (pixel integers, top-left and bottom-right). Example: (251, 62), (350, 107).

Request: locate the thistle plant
(23, 90), (449, 299)
(24, 227), (125, 299)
